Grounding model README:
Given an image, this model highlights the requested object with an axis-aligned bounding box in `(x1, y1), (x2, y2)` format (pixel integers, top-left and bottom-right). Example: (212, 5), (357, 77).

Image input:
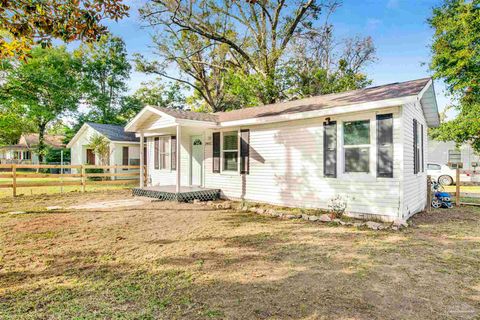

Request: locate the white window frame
(338, 112), (378, 180)
(158, 136), (170, 170)
(221, 130), (240, 174)
(342, 119), (374, 175)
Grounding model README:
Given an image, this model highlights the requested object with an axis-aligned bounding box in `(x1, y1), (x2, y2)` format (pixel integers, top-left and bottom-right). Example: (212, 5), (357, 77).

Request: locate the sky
(102, 0), (451, 114)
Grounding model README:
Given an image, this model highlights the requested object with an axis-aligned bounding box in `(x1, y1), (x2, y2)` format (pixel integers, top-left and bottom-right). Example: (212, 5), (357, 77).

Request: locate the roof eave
(417, 79), (441, 128)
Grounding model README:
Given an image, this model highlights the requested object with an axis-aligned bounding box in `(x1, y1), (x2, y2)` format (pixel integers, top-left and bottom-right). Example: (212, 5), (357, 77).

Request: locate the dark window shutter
(376, 114), (393, 178)
(212, 132), (220, 173)
(323, 121), (337, 177)
(240, 129), (250, 174)
(122, 146), (129, 166)
(413, 119), (418, 174)
(421, 124), (424, 172)
(154, 137), (159, 170)
(171, 136), (177, 170)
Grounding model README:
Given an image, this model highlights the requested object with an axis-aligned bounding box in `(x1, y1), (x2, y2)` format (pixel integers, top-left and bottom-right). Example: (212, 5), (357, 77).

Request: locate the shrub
(328, 195), (347, 218)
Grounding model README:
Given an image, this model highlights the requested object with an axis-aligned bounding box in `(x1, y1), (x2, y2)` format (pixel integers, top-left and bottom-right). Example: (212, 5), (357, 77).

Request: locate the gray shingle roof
(215, 78), (431, 122)
(151, 106), (219, 122)
(147, 78), (431, 124)
(87, 123), (139, 142)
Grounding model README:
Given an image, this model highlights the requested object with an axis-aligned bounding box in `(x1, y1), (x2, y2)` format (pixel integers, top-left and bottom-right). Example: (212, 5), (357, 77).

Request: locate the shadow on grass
(1, 208), (479, 319)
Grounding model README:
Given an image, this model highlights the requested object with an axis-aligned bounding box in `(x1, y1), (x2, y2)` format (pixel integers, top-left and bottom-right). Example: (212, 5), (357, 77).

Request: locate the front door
(191, 136), (203, 186)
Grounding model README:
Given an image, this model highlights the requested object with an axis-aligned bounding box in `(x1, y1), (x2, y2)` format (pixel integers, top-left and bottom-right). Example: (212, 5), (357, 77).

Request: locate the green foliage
(45, 148), (70, 164)
(75, 35), (131, 124)
(0, 0), (129, 60)
(0, 46), (81, 160)
(139, 1), (376, 111)
(87, 134), (110, 166)
(118, 81), (187, 120)
(428, 0), (480, 152)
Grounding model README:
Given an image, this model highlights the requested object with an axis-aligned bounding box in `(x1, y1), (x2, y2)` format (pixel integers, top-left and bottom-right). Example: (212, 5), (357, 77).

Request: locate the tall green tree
(118, 81), (187, 121)
(0, 0), (129, 60)
(428, 0), (480, 151)
(139, 0), (375, 111)
(76, 35), (131, 124)
(0, 46), (81, 161)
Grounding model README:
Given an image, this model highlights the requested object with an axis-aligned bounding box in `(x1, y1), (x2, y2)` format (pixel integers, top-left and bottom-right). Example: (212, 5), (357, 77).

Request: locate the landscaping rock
(319, 214), (332, 222)
(249, 207), (257, 213)
(8, 211), (26, 215)
(301, 214), (310, 220)
(284, 214), (297, 219)
(256, 208), (266, 214)
(265, 209), (276, 216)
(222, 203), (232, 209)
(353, 222), (366, 228)
(393, 219), (409, 229)
(46, 206), (62, 211)
(193, 199), (202, 205)
(332, 218), (346, 225)
(366, 221), (382, 230)
(308, 215), (319, 222)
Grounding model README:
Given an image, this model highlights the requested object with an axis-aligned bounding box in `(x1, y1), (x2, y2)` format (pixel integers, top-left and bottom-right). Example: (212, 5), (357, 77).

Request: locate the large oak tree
(0, 0), (129, 59)
(428, 0), (480, 152)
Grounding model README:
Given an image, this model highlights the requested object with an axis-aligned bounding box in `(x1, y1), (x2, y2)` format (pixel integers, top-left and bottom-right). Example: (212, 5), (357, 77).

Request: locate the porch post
(176, 125), (181, 193)
(139, 132), (144, 188)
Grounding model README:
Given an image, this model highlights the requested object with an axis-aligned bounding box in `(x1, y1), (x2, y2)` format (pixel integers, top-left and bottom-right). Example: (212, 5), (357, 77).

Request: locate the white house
(428, 140), (480, 171)
(68, 123), (141, 169)
(0, 134), (65, 164)
(126, 78), (440, 222)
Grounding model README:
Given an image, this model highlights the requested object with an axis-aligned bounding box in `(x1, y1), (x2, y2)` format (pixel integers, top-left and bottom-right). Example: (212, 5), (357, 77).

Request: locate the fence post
(81, 165), (86, 193)
(426, 175), (432, 211)
(12, 164), (16, 197)
(456, 167), (460, 206)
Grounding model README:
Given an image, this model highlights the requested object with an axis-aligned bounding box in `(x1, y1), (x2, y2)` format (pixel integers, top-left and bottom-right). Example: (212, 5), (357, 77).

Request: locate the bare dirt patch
(0, 191), (479, 319)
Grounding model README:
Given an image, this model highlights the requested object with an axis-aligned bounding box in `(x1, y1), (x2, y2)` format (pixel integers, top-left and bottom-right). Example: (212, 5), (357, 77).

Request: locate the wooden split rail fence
(0, 164), (146, 197)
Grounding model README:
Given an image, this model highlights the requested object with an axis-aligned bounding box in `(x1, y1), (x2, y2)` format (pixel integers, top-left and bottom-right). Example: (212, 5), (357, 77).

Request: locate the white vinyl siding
(401, 101), (428, 219)
(204, 108), (403, 221)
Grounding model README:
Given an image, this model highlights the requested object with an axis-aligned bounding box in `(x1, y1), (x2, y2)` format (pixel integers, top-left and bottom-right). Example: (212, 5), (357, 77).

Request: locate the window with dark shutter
(212, 132), (220, 173)
(376, 114), (393, 178)
(154, 137), (159, 170)
(323, 121), (337, 177)
(122, 147), (129, 170)
(421, 124), (424, 172)
(240, 129), (250, 174)
(413, 119), (418, 174)
(171, 136), (177, 170)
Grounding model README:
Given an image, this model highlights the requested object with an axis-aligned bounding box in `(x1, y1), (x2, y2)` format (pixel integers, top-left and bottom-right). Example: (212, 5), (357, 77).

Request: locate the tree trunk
(38, 123), (47, 164)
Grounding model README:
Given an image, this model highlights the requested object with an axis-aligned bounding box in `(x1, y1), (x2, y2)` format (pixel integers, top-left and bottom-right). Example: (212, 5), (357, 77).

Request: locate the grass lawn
(0, 191), (479, 319)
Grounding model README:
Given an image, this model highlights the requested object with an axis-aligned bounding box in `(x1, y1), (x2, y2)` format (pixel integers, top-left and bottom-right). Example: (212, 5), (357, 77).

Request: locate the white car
(427, 163), (456, 186)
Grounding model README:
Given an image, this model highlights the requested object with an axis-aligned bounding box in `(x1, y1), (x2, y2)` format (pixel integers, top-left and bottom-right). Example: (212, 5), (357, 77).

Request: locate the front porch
(132, 185), (220, 202)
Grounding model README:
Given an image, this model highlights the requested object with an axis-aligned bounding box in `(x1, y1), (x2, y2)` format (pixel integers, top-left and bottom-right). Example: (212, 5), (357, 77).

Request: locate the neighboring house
(428, 139), (480, 183)
(428, 140), (480, 170)
(126, 78), (439, 222)
(67, 123), (141, 171)
(0, 134), (65, 164)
